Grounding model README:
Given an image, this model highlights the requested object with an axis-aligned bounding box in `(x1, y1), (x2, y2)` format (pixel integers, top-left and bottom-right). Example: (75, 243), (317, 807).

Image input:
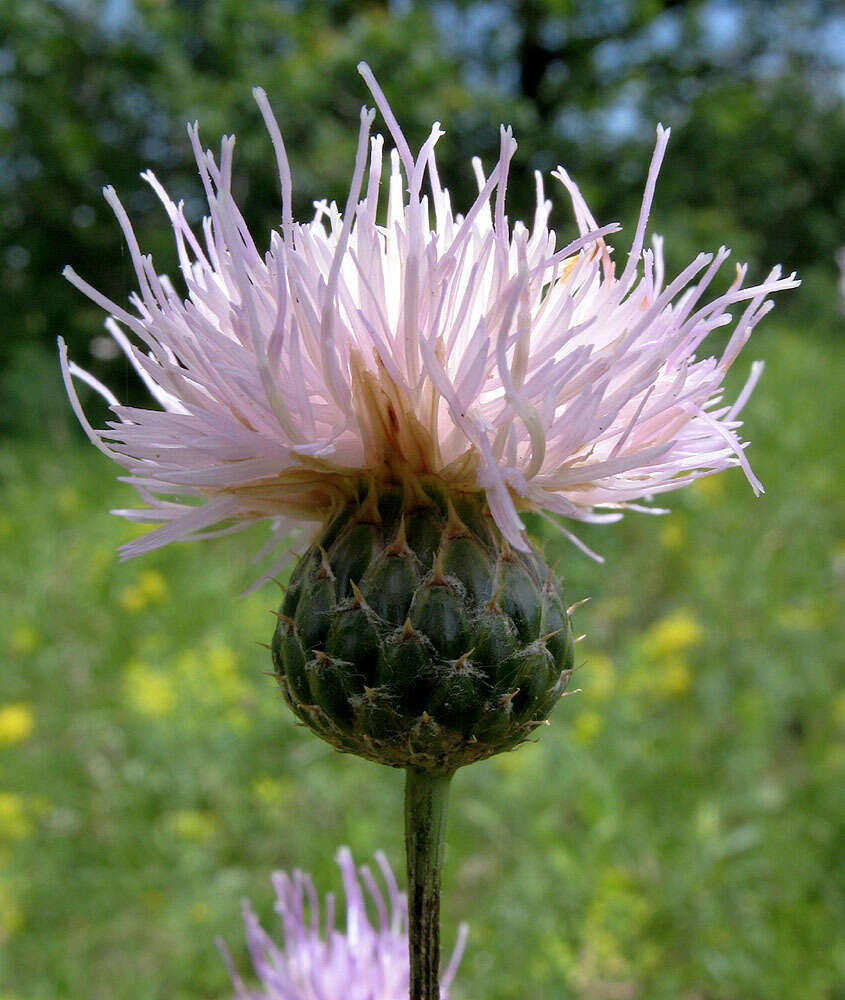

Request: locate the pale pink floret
(61, 62), (798, 575)
(217, 847), (467, 999)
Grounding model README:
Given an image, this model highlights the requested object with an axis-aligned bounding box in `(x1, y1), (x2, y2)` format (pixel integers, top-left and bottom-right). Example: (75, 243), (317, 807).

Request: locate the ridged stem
(404, 767), (453, 1000)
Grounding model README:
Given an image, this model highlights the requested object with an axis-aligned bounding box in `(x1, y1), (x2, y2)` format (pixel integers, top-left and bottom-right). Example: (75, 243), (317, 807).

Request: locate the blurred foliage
(1, 0), (843, 436)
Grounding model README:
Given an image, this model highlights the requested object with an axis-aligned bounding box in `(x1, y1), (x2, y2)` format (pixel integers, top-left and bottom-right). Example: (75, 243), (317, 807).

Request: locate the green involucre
(272, 479), (574, 774)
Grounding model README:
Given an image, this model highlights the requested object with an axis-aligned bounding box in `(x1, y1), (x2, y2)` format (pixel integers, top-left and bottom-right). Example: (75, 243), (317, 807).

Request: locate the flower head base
(62, 63), (797, 576)
(218, 847), (467, 999)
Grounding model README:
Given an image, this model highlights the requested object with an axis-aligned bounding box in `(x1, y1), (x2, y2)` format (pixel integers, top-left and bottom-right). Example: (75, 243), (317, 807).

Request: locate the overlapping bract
(61, 63), (797, 572)
(218, 847), (466, 999)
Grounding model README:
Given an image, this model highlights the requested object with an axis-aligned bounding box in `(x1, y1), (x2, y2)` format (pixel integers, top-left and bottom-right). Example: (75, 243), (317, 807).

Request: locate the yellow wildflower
(0, 705), (34, 747)
(85, 545), (113, 584)
(584, 653), (616, 702)
(0, 793), (31, 840)
(175, 641), (246, 711)
(659, 518), (686, 551)
(627, 655), (693, 700)
(125, 660), (176, 717)
(573, 710), (603, 744)
(251, 775), (295, 808)
(207, 643), (242, 698)
(118, 568), (169, 614)
(652, 657), (692, 697)
(8, 625), (38, 656)
(641, 610), (704, 660)
(694, 473), (726, 503)
(163, 809), (217, 842)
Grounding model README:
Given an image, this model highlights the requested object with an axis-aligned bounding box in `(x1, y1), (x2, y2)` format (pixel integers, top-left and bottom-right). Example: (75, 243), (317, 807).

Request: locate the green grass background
(1, 323), (842, 999)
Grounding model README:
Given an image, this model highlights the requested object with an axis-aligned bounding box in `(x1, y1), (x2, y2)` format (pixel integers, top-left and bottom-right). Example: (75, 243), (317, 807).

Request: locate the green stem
(404, 767), (453, 1000)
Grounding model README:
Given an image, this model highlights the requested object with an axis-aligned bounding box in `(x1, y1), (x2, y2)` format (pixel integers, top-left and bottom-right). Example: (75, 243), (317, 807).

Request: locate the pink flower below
(218, 847), (467, 1000)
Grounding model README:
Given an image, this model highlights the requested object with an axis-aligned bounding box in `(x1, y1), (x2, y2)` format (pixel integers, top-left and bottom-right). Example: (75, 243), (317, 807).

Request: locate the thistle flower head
(62, 63), (798, 575)
(218, 847), (467, 999)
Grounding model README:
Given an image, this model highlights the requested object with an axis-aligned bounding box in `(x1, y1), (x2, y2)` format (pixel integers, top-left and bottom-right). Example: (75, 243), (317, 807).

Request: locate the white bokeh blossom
(61, 63), (798, 576)
(218, 847), (467, 1000)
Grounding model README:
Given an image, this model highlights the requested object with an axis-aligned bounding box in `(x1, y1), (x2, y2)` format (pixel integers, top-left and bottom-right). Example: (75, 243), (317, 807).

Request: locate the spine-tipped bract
(272, 480), (575, 774)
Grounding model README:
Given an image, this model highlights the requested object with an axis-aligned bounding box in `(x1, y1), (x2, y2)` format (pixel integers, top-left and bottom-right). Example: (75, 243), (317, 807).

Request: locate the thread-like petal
(62, 70), (798, 571)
